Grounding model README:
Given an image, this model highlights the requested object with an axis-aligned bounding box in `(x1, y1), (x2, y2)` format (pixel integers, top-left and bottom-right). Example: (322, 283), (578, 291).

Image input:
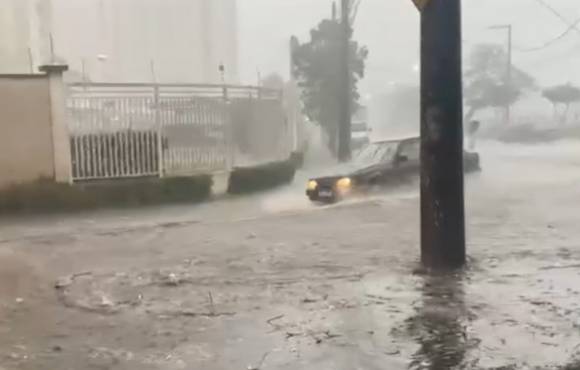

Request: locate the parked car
(306, 135), (480, 203)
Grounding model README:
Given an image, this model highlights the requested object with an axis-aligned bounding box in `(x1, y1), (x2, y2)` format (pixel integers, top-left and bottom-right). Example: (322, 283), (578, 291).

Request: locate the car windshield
(354, 141), (398, 165)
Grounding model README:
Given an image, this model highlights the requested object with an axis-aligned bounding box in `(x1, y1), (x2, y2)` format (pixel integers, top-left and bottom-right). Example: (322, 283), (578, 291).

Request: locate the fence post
(39, 64), (73, 184)
(154, 84), (164, 178)
(222, 85), (234, 172)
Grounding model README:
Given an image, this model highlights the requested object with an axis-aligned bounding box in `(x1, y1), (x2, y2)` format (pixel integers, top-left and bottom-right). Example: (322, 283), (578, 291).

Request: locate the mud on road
(1, 141), (580, 370)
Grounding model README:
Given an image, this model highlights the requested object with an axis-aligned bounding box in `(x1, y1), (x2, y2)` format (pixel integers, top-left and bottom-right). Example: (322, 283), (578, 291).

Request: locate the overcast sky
(238, 0), (580, 94)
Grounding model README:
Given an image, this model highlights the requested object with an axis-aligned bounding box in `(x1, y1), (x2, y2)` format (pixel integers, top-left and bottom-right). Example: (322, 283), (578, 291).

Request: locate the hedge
(0, 176), (212, 215)
(227, 156), (298, 195)
(289, 151), (305, 169)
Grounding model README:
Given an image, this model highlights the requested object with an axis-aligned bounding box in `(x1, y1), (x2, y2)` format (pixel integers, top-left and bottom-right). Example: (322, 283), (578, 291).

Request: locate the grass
(0, 151), (306, 214)
(227, 156), (298, 195)
(0, 176), (212, 215)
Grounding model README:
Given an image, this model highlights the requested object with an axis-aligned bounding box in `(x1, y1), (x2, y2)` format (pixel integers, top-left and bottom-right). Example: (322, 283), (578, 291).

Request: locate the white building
(0, 0), (39, 73)
(0, 0), (238, 84)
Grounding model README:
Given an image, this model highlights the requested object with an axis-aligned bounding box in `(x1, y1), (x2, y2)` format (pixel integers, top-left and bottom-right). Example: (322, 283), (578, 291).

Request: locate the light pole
(489, 24), (512, 124)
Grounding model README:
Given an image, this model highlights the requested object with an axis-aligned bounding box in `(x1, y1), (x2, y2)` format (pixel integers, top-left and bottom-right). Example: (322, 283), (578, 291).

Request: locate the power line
(515, 17), (580, 52)
(532, 0), (580, 36)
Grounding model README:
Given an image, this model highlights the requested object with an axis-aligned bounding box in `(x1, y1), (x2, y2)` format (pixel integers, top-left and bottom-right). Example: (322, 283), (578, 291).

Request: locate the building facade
(0, 0), (36, 73)
(0, 0), (238, 84)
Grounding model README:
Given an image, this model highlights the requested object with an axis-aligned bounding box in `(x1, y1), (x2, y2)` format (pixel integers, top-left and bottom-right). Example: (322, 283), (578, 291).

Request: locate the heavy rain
(1, 1), (580, 369)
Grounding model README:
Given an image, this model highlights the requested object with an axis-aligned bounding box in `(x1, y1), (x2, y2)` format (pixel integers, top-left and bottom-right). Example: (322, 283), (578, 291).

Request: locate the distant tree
(291, 17), (368, 157)
(542, 84), (580, 124)
(464, 44), (536, 122)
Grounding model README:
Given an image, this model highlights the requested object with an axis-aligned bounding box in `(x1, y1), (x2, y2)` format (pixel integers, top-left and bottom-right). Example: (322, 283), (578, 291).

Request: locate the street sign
(412, 0), (430, 11)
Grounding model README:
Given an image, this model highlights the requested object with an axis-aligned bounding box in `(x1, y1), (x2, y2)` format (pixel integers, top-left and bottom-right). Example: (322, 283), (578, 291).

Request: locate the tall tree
(543, 84), (580, 124)
(464, 44), (535, 122)
(292, 17), (368, 157)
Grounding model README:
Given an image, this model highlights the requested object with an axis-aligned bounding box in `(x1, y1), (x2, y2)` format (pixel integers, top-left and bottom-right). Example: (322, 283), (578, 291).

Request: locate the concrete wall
(0, 76), (55, 189)
(1, 0), (239, 84)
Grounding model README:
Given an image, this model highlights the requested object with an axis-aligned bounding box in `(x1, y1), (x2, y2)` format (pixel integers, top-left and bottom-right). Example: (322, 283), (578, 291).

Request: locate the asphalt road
(0, 140), (580, 370)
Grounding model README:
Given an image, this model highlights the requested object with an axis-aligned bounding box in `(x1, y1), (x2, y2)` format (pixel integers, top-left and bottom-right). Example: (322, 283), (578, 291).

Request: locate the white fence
(68, 93), (160, 180)
(66, 83), (287, 182)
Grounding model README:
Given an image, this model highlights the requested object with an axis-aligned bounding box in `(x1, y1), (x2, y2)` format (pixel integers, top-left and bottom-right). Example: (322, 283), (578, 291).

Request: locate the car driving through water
(306, 135), (481, 203)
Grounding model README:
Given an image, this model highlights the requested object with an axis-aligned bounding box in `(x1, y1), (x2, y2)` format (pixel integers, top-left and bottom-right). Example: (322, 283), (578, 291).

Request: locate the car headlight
(336, 177), (352, 190)
(307, 180), (318, 191)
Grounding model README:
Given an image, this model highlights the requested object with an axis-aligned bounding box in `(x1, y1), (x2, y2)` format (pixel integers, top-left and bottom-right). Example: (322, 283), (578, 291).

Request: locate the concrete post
(337, 0), (352, 162)
(222, 85), (234, 172)
(39, 64), (72, 184)
(153, 85), (164, 178)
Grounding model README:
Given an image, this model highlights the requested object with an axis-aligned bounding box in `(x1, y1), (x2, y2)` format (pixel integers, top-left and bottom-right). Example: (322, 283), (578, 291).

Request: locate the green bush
(0, 176), (212, 215)
(289, 151), (305, 168)
(227, 158), (297, 194)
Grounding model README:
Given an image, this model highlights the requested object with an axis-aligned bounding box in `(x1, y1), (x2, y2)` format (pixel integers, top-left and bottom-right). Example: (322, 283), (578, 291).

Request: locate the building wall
(0, 76), (55, 189)
(0, 0), (31, 73)
(103, 0), (208, 83)
(0, 0), (239, 83)
(204, 0), (239, 83)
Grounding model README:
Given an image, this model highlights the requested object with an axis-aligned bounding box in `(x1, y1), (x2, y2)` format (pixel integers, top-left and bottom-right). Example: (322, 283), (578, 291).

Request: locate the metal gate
(66, 83), (233, 181)
(68, 90), (160, 180)
(157, 94), (228, 176)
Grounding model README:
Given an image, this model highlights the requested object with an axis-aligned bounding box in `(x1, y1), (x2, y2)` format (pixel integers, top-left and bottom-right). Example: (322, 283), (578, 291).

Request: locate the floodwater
(0, 140), (579, 369)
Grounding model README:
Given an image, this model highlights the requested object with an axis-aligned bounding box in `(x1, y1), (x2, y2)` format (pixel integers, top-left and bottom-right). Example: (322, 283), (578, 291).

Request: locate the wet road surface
(0, 140), (580, 369)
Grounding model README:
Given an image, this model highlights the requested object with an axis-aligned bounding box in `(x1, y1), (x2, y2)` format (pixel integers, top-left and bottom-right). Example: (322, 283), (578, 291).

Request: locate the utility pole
(419, 0), (465, 269)
(507, 25), (512, 124)
(337, 0), (352, 162)
(289, 36), (299, 80)
(489, 24), (512, 124)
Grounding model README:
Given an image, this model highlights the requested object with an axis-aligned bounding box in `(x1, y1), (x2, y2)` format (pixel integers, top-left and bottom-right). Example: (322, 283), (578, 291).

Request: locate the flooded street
(1, 140), (580, 370)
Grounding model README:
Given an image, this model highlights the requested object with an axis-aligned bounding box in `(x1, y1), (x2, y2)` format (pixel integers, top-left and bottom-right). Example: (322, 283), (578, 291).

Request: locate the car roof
(372, 134), (420, 144)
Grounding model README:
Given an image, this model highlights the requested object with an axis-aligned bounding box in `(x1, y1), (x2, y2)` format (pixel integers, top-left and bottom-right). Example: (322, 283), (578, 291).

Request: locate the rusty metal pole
(420, 0), (466, 269)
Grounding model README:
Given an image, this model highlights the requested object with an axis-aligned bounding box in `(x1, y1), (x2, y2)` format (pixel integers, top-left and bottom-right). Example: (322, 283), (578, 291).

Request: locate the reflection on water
(406, 271), (474, 370)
